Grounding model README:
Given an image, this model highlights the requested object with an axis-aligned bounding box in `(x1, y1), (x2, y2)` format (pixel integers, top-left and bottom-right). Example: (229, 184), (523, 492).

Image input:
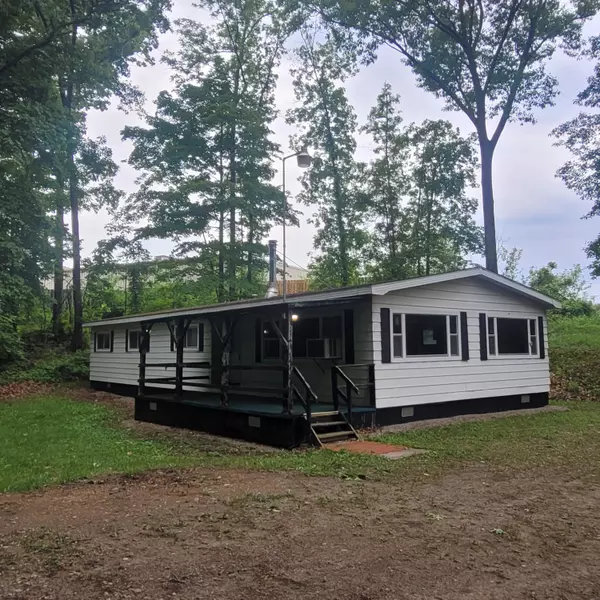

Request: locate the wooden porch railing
(331, 364), (375, 425)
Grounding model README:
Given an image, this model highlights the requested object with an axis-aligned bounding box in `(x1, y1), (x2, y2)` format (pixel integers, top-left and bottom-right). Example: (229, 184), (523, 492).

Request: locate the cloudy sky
(85, 2), (600, 296)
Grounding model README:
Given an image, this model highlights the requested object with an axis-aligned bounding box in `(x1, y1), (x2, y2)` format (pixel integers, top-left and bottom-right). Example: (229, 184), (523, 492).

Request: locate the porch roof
(84, 266), (560, 328)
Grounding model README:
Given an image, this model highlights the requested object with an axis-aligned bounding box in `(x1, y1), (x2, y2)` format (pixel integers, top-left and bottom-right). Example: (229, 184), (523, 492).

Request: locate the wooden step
(311, 411), (339, 418)
(317, 430), (356, 441)
(311, 420), (347, 428)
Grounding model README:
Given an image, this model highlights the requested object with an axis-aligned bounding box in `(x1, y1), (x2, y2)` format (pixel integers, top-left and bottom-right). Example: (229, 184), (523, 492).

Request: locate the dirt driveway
(1, 465), (600, 600)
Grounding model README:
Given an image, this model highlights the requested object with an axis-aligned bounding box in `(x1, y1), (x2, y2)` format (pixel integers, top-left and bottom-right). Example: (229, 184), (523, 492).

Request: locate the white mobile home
(85, 267), (559, 447)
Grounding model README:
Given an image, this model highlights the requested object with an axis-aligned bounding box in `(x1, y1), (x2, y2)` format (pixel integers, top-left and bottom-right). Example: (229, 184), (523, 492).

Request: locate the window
(292, 315), (343, 359)
(449, 315), (459, 357)
(185, 325), (199, 349)
(95, 331), (111, 352)
(263, 321), (281, 359)
(392, 313), (460, 358)
(392, 313), (403, 357)
(171, 323), (204, 351)
(128, 330), (141, 351)
(487, 317), (538, 356)
(487, 316), (496, 356)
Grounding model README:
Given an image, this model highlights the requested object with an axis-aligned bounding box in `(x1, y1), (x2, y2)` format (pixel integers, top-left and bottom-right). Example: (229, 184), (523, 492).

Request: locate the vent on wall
(401, 406), (414, 418)
(521, 395), (531, 404)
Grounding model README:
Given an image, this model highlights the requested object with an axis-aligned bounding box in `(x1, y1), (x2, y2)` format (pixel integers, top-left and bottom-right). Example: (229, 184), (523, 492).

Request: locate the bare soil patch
(1, 465), (600, 600)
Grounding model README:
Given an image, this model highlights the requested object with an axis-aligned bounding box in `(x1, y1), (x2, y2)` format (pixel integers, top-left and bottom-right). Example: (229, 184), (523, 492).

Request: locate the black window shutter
(93, 332), (97, 352)
(381, 307), (391, 363)
(538, 316), (545, 359)
(110, 330), (114, 353)
(255, 318), (262, 362)
(344, 309), (355, 364)
(460, 311), (469, 361)
(125, 329), (129, 352)
(479, 313), (488, 361)
(198, 323), (205, 351)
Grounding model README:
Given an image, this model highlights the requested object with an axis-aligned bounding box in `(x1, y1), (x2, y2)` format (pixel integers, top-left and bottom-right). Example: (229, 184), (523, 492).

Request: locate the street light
(281, 147), (312, 301)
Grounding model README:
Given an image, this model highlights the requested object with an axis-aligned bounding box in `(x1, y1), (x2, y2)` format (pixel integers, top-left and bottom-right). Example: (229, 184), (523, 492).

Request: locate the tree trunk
(480, 139), (498, 273)
(246, 218), (254, 283)
(425, 192), (432, 276)
(69, 143), (83, 350)
(52, 201), (65, 339)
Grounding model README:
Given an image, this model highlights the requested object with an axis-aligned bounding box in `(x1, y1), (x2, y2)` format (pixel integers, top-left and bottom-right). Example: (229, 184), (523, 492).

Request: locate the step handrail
(292, 366), (318, 403)
(331, 365), (361, 424)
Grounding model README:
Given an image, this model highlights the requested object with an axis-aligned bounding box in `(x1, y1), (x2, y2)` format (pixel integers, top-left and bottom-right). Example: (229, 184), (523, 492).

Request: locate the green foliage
(316, 0), (600, 271)
(117, 0), (290, 301)
(549, 313), (600, 401)
(527, 261), (594, 315)
(554, 35), (600, 277)
(288, 29), (368, 288)
(361, 86), (483, 280)
(0, 351), (89, 385)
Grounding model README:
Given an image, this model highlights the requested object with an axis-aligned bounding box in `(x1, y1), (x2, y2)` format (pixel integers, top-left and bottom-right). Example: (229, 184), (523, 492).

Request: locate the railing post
(221, 317), (231, 407)
(346, 381), (353, 425)
(368, 363), (376, 407)
(331, 368), (339, 411)
(175, 317), (185, 400)
(138, 324), (148, 397)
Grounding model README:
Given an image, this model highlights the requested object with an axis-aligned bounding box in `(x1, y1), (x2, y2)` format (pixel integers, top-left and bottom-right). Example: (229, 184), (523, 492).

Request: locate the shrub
(0, 351), (89, 385)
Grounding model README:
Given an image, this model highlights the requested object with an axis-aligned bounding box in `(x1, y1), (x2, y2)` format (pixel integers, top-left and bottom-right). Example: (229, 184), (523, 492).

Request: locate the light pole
(281, 147), (311, 301)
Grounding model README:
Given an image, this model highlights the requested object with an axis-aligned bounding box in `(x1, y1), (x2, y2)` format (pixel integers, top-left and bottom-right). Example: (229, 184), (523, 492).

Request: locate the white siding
(89, 320), (211, 391)
(89, 301), (375, 406)
(372, 278), (550, 408)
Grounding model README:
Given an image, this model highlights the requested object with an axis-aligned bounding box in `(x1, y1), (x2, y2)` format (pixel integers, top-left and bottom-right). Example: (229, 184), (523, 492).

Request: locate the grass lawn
(3, 394), (600, 493)
(0, 396), (201, 492)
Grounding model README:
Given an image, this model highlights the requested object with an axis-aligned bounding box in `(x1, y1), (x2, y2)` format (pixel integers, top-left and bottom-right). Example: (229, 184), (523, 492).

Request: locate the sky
(85, 2), (600, 297)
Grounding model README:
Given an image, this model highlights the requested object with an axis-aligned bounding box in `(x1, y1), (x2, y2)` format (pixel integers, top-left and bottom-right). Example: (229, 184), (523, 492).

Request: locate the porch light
(291, 314), (299, 322)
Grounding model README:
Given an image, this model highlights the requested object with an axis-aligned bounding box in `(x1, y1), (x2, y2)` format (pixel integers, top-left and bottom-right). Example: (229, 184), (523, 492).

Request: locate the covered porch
(133, 298), (376, 447)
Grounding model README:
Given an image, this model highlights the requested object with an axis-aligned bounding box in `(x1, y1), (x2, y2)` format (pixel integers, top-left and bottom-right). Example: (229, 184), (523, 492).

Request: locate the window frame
(170, 322), (204, 352)
(486, 315), (539, 358)
(261, 313), (345, 361)
(262, 320), (283, 360)
(390, 311), (462, 361)
(95, 331), (112, 353)
(127, 329), (141, 352)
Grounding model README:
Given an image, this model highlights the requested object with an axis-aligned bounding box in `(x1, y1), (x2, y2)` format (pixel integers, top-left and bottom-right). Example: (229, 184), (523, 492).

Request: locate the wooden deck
(135, 392), (376, 448)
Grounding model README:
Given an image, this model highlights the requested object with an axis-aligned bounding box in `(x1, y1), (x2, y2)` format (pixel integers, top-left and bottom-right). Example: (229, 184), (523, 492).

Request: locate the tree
(361, 86), (482, 280)
(288, 30), (368, 288)
(47, 0), (169, 349)
(403, 120), (483, 276)
(527, 261), (590, 301)
(314, 0), (599, 272)
(120, 0), (290, 301)
(554, 35), (600, 278)
(361, 83), (412, 280)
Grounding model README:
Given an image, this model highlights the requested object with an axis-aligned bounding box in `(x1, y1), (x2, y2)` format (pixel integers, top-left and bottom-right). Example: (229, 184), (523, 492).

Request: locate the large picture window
(487, 317), (538, 356)
(392, 313), (460, 358)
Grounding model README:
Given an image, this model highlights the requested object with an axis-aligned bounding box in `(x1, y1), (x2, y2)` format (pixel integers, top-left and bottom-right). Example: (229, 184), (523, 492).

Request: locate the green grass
(4, 395), (600, 493)
(0, 396), (199, 492)
(549, 314), (600, 400)
(375, 402), (600, 472)
(549, 313), (600, 350)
